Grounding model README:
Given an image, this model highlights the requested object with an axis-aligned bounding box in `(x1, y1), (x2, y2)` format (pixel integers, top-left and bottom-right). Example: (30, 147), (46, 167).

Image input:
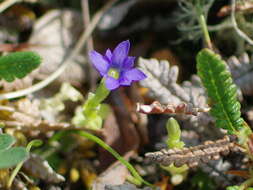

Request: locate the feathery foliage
(0, 51), (41, 82)
(196, 49), (244, 134)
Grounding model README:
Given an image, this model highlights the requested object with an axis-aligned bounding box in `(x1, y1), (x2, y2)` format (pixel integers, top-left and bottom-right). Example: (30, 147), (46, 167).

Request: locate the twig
(0, 120), (102, 135)
(81, 0), (97, 91)
(0, 0), (21, 13)
(0, 0), (118, 100)
(0, 105), (15, 112)
(231, 0), (253, 46)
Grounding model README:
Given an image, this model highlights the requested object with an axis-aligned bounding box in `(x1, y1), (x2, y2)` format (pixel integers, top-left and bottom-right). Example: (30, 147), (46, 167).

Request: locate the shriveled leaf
(227, 52), (253, 96)
(15, 98), (41, 119)
(0, 133), (15, 151)
(93, 152), (134, 190)
(98, 0), (137, 30)
(0, 147), (28, 169)
(138, 58), (207, 108)
(137, 101), (209, 116)
(60, 83), (84, 102)
(23, 154), (65, 183)
(0, 75), (35, 92)
(40, 83), (83, 122)
(0, 51), (41, 82)
(27, 9), (85, 84)
(139, 57), (189, 104)
(138, 57), (211, 132)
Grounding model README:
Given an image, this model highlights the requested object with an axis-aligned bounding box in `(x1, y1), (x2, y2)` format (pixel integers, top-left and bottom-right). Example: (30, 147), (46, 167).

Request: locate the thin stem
(82, 0), (96, 91)
(73, 130), (153, 187)
(84, 78), (110, 116)
(199, 14), (212, 49)
(49, 130), (155, 187)
(231, 0), (253, 46)
(0, 0), (119, 100)
(195, 0), (212, 49)
(239, 177), (253, 190)
(7, 140), (42, 188)
(0, 0), (21, 13)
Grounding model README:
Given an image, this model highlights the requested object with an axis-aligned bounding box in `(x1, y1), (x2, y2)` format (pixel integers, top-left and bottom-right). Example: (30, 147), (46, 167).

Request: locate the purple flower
(89, 40), (147, 90)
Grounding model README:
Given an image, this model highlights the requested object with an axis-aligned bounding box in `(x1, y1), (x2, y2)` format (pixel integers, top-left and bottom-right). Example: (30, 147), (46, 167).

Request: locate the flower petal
(124, 68), (147, 81)
(112, 40), (130, 68)
(105, 76), (120, 90)
(105, 49), (112, 61)
(122, 56), (135, 70)
(119, 72), (132, 86)
(89, 50), (110, 76)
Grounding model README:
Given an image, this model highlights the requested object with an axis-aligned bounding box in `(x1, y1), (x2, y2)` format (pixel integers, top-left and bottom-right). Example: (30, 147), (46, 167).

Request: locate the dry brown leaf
(105, 183), (153, 190)
(226, 170), (250, 179)
(136, 101), (209, 116)
(23, 154), (65, 183)
(217, 1), (253, 17)
(0, 74), (36, 92)
(26, 9), (86, 85)
(93, 152), (134, 190)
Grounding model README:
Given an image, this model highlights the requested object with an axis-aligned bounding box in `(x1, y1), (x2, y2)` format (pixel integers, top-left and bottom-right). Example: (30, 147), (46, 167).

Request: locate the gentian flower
(89, 40), (147, 90)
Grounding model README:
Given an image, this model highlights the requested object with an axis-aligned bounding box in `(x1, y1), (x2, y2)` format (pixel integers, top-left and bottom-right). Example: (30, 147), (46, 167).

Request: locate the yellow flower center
(108, 68), (119, 79)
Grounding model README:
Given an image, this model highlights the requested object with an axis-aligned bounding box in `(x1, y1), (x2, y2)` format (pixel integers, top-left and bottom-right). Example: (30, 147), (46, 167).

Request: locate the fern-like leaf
(197, 49), (244, 134)
(0, 52), (41, 82)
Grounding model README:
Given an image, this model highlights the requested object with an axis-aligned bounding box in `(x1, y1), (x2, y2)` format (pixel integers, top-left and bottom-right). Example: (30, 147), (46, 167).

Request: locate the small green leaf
(197, 49), (245, 134)
(26, 139), (43, 151)
(0, 134), (15, 151)
(166, 118), (185, 149)
(0, 147), (28, 169)
(0, 51), (41, 82)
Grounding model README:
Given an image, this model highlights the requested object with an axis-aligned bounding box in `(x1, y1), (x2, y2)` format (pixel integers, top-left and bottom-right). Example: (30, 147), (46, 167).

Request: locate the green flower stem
(239, 177), (253, 190)
(72, 130), (153, 187)
(7, 140), (42, 188)
(127, 175), (142, 186)
(83, 78), (110, 118)
(84, 68), (119, 115)
(83, 69), (120, 127)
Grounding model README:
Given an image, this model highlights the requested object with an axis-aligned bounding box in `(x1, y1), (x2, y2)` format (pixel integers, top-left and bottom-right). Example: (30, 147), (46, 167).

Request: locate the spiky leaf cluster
(0, 51), (41, 82)
(197, 49), (244, 134)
